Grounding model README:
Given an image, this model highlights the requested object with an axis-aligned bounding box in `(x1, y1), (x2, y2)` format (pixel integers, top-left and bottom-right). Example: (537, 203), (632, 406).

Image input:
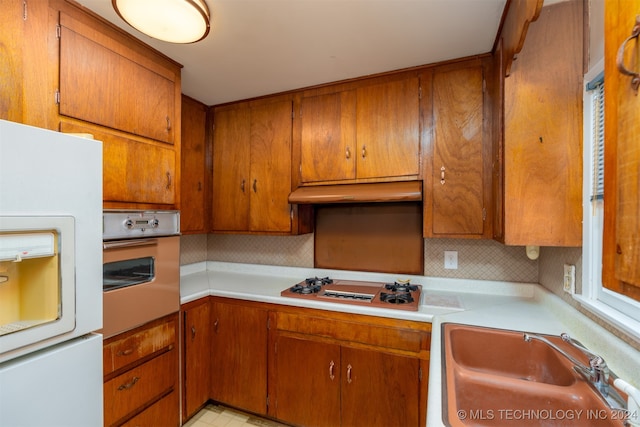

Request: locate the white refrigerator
(0, 120), (103, 426)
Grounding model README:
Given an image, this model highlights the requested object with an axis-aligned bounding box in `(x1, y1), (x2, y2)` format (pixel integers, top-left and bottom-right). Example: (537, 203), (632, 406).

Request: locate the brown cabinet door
(503, 0), (583, 246)
(183, 301), (211, 420)
(212, 107), (251, 231)
(273, 335), (341, 427)
(249, 100), (293, 232)
(181, 96), (209, 234)
(604, 0), (640, 297)
(341, 347), (421, 427)
(356, 77), (420, 179)
(300, 91), (357, 183)
(59, 13), (176, 144)
(210, 300), (268, 415)
(60, 121), (177, 205)
(430, 63), (485, 236)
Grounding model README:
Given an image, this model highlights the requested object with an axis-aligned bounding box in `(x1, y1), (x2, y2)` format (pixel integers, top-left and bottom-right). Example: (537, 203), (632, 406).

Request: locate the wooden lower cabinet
(270, 308), (431, 427)
(210, 298), (269, 415)
(274, 336), (341, 427)
(182, 298), (211, 422)
(180, 298), (431, 426)
(103, 313), (179, 427)
(274, 335), (422, 427)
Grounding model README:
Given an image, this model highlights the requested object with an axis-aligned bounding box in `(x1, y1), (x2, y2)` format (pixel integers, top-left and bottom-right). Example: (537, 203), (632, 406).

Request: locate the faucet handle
(560, 333), (600, 360)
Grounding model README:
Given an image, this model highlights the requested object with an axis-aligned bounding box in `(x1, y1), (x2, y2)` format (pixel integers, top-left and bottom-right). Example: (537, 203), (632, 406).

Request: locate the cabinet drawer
(121, 389), (179, 427)
(276, 312), (426, 353)
(104, 321), (176, 376)
(104, 349), (177, 426)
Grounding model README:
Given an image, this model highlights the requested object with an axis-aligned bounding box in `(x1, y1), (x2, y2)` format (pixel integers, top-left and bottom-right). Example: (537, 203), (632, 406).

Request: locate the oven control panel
(103, 210), (179, 240)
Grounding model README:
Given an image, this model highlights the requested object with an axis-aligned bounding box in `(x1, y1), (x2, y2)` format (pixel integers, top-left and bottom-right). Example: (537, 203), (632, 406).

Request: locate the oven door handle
(103, 238), (158, 250)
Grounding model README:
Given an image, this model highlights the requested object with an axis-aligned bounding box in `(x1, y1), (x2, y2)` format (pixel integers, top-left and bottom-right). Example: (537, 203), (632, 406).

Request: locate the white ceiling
(76, 0), (507, 106)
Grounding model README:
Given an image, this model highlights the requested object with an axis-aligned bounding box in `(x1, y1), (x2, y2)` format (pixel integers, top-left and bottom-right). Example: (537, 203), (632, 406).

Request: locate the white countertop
(181, 261), (640, 427)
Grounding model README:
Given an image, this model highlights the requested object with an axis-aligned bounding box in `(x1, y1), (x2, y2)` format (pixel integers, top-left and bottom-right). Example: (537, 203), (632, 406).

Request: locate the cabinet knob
(361, 145), (367, 159)
(191, 325), (196, 339)
(345, 146), (351, 160)
(166, 172), (172, 190)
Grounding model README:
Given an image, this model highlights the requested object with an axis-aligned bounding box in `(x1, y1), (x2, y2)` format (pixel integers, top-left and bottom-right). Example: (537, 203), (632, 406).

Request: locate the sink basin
(448, 324), (576, 386)
(442, 324), (625, 427)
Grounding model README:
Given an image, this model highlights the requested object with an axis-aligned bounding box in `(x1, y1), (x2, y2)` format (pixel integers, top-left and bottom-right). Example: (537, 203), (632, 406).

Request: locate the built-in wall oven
(102, 210), (180, 339)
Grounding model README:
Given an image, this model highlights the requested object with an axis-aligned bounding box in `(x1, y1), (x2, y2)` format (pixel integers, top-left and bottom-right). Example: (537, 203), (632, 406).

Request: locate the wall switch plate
(563, 264), (575, 294)
(444, 251), (458, 270)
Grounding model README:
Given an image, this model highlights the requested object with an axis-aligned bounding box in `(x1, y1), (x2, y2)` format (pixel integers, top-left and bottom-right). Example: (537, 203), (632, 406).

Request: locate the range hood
(288, 181), (422, 204)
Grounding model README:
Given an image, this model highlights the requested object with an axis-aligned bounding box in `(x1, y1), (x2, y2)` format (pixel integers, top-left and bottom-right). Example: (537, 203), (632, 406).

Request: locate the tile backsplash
(181, 233), (537, 283)
(180, 234), (638, 350)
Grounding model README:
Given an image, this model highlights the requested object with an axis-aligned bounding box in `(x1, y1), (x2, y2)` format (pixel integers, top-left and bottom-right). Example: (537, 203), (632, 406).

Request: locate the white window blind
(587, 72), (604, 201)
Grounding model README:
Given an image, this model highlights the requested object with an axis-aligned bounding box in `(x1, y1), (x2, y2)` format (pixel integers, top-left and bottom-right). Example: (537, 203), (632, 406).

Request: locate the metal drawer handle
(116, 348), (134, 357)
(616, 15), (640, 93)
(166, 172), (172, 190)
(329, 360), (335, 381)
(103, 238), (158, 250)
(361, 145), (367, 159)
(346, 364), (353, 384)
(345, 146), (351, 160)
(117, 376), (140, 391)
(440, 166), (446, 185)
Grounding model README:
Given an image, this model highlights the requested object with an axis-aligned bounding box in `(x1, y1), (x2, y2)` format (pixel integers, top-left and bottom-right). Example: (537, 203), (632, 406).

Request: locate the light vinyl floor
(184, 404), (290, 427)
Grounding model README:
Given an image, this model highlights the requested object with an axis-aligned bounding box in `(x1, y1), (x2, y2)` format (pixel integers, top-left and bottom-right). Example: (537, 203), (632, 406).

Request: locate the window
(578, 59), (640, 339)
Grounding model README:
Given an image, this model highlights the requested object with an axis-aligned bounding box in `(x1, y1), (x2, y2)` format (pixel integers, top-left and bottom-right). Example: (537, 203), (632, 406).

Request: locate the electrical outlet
(444, 251), (458, 270)
(563, 264), (575, 294)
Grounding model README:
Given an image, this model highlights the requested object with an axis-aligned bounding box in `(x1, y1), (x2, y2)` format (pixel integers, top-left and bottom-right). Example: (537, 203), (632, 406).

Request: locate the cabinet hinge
(266, 395), (270, 408)
(267, 317), (270, 330)
(22, 1), (27, 20)
(482, 78), (486, 93)
(54, 90), (60, 105)
(482, 208), (487, 221)
(419, 366), (422, 381)
(56, 24), (61, 39)
(419, 85), (422, 100)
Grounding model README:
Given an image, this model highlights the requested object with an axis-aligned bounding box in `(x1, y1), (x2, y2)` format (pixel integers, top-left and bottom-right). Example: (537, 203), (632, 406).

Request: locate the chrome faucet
(523, 332), (624, 407)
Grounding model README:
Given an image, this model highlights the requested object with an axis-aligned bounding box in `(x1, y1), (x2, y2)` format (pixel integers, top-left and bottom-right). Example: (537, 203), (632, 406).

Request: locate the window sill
(573, 293), (640, 342)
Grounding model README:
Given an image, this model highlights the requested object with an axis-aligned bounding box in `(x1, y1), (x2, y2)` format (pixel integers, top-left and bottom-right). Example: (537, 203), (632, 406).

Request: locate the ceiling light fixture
(112, 0), (210, 44)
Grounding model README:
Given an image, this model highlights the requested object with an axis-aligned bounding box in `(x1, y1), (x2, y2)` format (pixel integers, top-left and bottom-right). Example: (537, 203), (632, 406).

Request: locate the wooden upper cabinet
(424, 60), (489, 238)
(300, 91), (357, 182)
(500, 0), (583, 246)
(356, 77), (420, 179)
(603, 0), (640, 300)
(212, 106), (251, 231)
(298, 75), (420, 184)
(212, 99), (295, 233)
(58, 12), (177, 144)
(181, 95), (209, 234)
(60, 121), (177, 206)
